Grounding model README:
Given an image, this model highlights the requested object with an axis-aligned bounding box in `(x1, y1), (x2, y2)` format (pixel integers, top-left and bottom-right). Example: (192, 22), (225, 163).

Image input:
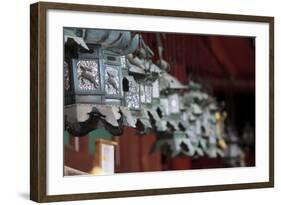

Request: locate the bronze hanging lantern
(64, 29), (140, 136)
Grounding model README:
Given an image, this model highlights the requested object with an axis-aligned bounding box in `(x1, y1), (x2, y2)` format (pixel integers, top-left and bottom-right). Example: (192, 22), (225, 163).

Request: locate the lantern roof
(119, 107), (137, 128)
(159, 73), (188, 91)
(64, 28), (89, 50)
(95, 105), (121, 127)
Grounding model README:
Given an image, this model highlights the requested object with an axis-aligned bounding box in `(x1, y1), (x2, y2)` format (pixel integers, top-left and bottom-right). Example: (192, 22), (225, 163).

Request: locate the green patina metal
(63, 130), (70, 145)
(88, 128), (112, 154)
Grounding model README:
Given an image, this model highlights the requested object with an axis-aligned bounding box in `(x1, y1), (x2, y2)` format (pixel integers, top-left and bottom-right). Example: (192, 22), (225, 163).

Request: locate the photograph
(63, 27), (256, 176)
(30, 2), (273, 201)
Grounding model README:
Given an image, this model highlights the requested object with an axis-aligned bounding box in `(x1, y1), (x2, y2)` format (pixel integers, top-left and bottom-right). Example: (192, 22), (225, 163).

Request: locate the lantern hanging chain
(196, 37), (204, 87)
(195, 37), (200, 83)
(156, 33), (163, 60)
(155, 33), (170, 72)
(189, 37), (194, 82)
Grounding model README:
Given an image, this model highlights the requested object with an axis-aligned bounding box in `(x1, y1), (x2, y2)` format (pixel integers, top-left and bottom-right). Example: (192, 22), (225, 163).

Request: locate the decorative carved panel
(145, 85), (152, 103)
(126, 78), (140, 109)
(105, 66), (120, 95)
(140, 84), (152, 104)
(63, 61), (70, 91)
(76, 60), (100, 90)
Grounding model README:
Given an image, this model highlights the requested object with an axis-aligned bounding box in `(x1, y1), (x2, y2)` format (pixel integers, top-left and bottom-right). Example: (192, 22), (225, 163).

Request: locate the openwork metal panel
(152, 80), (160, 98)
(76, 60), (100, 90)
(140, 84), (153, 104)
(63, 61), (70, 91)
(145, 85), (152, 103)
(126, 79), (140, 109)
(105, 66), (120, 95)
(140, 84), (145, 103)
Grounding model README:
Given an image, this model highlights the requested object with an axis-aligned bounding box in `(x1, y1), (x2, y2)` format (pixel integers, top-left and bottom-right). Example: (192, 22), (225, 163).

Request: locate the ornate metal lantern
(64, 44), (102, 105)
(64, 28), (141, 136)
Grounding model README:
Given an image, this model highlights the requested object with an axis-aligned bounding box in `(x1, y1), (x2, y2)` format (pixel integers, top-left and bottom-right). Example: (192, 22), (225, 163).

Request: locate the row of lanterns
(63, 28), (242, 160)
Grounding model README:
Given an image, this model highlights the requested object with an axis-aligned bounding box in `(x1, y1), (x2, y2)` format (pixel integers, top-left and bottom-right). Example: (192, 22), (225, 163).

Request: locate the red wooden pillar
(139, 133), (162, 172)
(64, 135), (94, 173)
(116, 127), (162, 173)
(191, 156), (223, 169)
(166, 157), (192, 170)
(116, 127), (141, 173)
(69, 135), (88, 153)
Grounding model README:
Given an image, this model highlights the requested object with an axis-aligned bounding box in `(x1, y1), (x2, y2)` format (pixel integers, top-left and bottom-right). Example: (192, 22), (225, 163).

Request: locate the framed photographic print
(30, 1), (274, 202)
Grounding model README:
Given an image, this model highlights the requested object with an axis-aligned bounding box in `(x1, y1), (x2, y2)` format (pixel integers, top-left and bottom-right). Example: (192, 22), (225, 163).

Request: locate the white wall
(0, 0), (279, 204)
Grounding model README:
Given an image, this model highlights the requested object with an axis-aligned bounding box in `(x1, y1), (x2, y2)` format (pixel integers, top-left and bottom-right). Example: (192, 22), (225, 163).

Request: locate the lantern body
(64, 45), (124, 105)
(152, 80), (160, 99)
(64, 45), (102, 105)
(140, 84), (153, 104)
(124, 76), (141, 110)
(168, 93), (180, 114)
